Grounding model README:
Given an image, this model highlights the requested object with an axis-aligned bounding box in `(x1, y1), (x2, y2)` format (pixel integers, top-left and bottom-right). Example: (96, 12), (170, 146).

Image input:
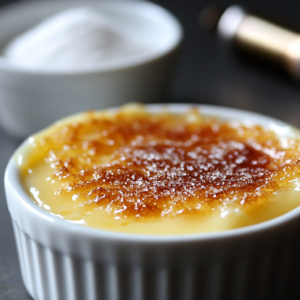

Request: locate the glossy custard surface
(20, 105), (300, 234)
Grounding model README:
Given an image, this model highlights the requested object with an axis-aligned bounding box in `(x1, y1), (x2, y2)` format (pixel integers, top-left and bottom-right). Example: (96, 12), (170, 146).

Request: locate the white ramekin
(5, 104), (300, 300)
(0, 0), (182, 139)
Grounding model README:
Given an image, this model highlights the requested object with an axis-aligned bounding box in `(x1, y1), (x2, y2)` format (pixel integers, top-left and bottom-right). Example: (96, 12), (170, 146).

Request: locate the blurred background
(2, 0), (300, 127)
(2, 0), (300, 298)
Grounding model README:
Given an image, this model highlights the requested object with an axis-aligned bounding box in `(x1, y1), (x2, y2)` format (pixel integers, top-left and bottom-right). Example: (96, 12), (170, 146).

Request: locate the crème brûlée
(19, 104), (300, 235)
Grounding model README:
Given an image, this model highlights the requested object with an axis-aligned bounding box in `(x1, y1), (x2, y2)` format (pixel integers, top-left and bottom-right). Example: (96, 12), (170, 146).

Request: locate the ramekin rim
(5, 103), (300, 244)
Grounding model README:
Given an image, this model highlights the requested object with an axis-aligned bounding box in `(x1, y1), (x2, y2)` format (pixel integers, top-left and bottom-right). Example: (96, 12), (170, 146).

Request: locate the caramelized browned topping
(34, 109), (300, 219)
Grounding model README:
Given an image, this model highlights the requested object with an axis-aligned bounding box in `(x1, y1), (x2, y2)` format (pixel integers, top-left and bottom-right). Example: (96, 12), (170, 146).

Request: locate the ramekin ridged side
(10, 218), (300, 300)
(5, 104), (300, 300)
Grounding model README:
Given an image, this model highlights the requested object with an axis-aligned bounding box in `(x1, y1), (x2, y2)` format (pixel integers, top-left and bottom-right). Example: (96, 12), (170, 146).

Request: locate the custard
(19, 105), (300, 234)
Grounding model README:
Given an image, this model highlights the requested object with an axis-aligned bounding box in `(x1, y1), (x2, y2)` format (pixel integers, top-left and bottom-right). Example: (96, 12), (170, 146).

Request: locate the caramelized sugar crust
(32, 109), (300, 219)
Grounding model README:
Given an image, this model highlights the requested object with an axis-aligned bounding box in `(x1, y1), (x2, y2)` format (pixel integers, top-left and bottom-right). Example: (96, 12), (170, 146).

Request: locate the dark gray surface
(0, 129), (24, 300)
(2, 0), (300, 299)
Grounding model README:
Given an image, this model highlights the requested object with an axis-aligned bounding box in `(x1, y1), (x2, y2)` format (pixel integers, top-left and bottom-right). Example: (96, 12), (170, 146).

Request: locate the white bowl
(0, 0), (182, 139)
(5, 104), (300, 300)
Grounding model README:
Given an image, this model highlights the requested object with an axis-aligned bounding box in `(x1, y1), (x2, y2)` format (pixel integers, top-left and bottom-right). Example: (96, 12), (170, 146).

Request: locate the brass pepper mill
(201, 5), (300, 79)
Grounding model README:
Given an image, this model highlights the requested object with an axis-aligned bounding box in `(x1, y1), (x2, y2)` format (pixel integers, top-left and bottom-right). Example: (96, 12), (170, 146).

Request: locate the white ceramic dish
(5, 104), (300, 300)
(0, 0), (182, 139)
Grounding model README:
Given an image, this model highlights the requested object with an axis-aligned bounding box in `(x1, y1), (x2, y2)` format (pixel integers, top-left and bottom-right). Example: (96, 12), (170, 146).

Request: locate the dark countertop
(2, 0), (300, 299)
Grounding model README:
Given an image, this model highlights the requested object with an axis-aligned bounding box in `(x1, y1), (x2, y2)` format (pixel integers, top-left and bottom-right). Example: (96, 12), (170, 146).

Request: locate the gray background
(2, 0), (300, 299)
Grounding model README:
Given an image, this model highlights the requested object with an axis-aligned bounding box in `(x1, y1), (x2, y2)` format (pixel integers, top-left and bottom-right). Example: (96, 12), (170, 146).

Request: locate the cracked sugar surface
(20, 106), (300, 234)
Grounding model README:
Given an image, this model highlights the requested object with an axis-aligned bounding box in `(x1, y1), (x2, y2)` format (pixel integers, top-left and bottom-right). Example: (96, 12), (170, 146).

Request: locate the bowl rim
(5, 103), (300, 244)
(0, 0), (183, 76)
